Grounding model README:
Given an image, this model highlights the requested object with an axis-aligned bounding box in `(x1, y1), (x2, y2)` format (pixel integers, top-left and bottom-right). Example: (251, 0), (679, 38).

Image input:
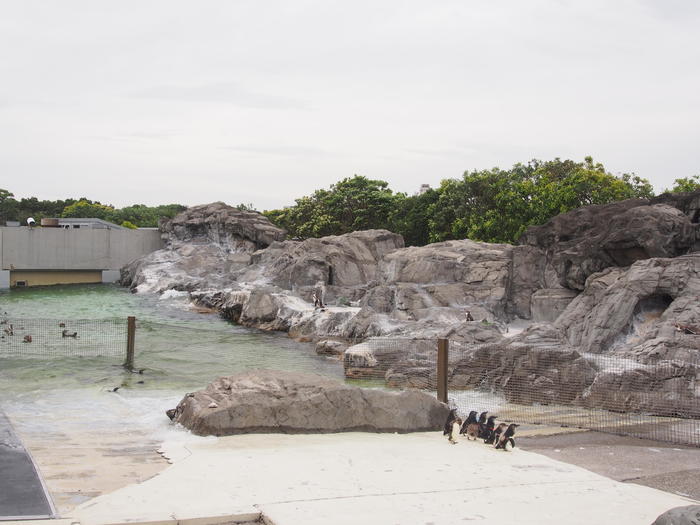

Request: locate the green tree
(61, 199), (115, 220)
(427, 157), (655, 244)
(668, 175), (700, 193)
(0, 189), (18, 225)
(264, 175), (402, 239)
(388, 189), (439, 246)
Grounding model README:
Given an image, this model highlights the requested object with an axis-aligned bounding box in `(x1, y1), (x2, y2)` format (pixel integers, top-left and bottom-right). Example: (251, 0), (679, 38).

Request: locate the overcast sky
(1, 0), (698, 210)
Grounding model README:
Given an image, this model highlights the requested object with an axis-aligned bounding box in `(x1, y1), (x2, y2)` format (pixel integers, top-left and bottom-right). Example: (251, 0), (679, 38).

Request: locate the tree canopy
(263, 157), (671, 246)
(0, 192), (185, 228)
(1, 157), (696, 243)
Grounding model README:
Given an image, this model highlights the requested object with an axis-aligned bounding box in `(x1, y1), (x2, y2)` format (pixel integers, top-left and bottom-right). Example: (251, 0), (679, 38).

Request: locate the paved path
(518, 430), (700, 501)
(0, 410), (55, 520)
(71, 432), (697, 525)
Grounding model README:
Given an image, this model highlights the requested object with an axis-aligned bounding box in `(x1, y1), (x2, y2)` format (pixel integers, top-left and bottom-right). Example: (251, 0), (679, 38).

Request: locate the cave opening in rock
(627, 293), (674, 340)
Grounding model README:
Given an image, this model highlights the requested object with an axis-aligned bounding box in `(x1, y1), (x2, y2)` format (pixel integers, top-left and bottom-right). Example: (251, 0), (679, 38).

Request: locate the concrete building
(0, 222), (162, 289)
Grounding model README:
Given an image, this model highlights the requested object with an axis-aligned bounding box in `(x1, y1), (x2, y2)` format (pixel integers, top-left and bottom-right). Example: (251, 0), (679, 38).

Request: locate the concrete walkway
(70, 432), (698, 525)
(0, 410), (55, 520)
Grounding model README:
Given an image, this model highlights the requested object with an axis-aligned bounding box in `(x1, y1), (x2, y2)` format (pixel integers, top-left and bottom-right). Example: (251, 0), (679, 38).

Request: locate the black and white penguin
(491, 423), (507, 446)
(460, 410), (478, 435)
(448, 417), (462, 444)
(443, 409), (457, 436)
(495, 423), (519, 450)
(482, 415), (498, 444)
(476, 411), (489, 439)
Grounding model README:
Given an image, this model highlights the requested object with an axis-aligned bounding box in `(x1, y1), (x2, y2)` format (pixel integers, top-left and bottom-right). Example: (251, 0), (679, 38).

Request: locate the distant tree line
(263, 157), (699, 246)
(0, 189), (186, 229)
(2, 157), (697, 242)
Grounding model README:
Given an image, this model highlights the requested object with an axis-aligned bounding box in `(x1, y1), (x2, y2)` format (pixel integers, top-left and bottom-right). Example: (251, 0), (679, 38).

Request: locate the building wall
(10, 270), (102, 287)
(0, 227), (162, 272)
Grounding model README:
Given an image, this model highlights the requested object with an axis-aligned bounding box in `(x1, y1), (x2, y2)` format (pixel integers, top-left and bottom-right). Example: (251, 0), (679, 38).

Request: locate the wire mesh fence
(3, 314), (698, 447)
(344, 337), (700, 447)
(0, 316), (128, 359)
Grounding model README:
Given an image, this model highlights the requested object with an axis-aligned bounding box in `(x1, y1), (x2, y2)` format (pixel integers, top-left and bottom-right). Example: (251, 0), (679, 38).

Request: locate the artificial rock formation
(121, 202), (286, 293)
(520, 199), (699, 291)
(167, 370), (449, 435)
(123, 197), (700, 418)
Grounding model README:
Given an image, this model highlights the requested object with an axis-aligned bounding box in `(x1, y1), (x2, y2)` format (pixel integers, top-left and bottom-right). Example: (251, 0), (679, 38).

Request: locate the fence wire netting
(0, 316), (127, 359)
(343, 337), (438, 389)
(347, 338), (700, 447)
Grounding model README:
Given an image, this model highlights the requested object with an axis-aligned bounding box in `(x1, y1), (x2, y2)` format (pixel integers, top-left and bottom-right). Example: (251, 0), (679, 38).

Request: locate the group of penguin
(443, 409), (519, 451)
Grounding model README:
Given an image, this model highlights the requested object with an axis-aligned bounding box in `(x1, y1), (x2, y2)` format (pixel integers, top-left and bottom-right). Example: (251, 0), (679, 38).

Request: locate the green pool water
(0, 284), (344, 441)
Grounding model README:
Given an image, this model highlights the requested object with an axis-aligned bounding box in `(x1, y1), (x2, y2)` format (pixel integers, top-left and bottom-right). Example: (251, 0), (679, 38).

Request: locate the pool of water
(0, 284), (344, 443)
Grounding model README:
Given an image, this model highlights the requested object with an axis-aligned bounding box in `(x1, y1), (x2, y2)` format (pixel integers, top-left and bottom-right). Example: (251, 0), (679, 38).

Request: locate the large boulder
(121, 202), (286, 292)
(167, 370), (449, 435)
(161, 201), (286, 250)
(651, 505), (700, 525)
(520, 199), (699, 290)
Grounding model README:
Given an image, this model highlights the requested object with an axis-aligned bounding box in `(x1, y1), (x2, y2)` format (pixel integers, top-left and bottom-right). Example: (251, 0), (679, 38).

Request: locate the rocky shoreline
(121, 198), (700, 418)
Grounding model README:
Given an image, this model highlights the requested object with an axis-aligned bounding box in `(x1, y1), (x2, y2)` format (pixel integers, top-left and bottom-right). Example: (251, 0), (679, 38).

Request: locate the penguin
(495, 423), (519, 450)
(443, 409), (457, 436)
(476, 411), (488, 439)
(448, 417), (462, 444)
(482, 415), (499, 444)
(460, 410), (478, 435)
(491, 423), (507, 446)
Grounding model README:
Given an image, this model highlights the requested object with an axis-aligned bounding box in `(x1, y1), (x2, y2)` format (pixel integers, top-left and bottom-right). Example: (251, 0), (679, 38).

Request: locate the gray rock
(449, 344), (599, 405)
(651, 505), (700, 525)
(556, 255), (700, 361)
(531, 288), (579, 323)
(315, 339), (349, 357)
(121, 202), (286, 292)
(162, 201), (286, 250)
(582, 360), (700, 418)
(168, 370), (449, 435)
(520, 200), (699, 290)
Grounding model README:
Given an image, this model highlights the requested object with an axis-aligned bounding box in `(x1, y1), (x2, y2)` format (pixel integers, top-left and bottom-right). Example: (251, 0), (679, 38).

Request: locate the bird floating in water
(23, 335), (32, 343)
(62, 329), (78, 338)
(4, 324), (13, 336)
(58, 322), (65, 328)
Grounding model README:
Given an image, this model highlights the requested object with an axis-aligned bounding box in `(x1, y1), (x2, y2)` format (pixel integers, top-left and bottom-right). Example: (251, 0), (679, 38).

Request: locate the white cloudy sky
(1, 0), (698, 210)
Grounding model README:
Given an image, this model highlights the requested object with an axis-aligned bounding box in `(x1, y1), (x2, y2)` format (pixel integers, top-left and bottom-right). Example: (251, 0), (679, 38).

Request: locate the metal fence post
(124, 316), (136, 370)
(437, 338), (448, 404)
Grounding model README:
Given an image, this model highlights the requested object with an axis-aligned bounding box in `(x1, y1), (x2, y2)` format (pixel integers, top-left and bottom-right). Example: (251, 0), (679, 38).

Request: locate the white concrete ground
(71, 432), (697, 525)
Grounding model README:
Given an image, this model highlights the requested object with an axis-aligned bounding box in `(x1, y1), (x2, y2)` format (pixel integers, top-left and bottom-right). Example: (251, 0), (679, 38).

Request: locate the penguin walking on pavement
(460, 411), (478, 435)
